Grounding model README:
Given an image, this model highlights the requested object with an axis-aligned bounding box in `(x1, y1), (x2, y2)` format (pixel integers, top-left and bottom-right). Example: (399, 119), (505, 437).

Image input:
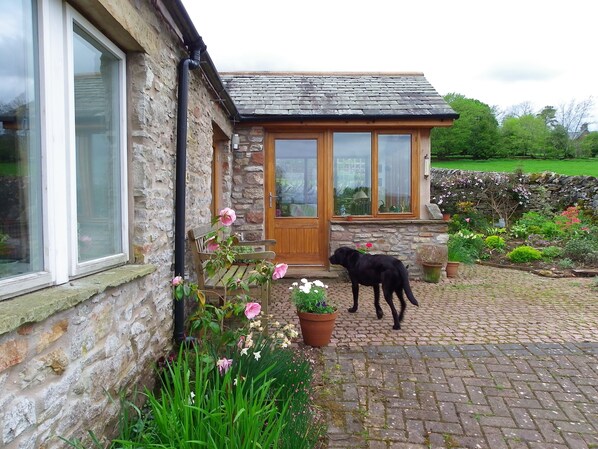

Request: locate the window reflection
(333, 133), (371, 216)
(275, 140), (318, 217)
(0, 0), (43, 280)
(73, 24), (122, 262)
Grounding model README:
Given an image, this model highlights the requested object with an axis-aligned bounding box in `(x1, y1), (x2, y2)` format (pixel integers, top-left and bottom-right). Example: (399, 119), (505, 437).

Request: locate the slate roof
(220, 72), (457, 120)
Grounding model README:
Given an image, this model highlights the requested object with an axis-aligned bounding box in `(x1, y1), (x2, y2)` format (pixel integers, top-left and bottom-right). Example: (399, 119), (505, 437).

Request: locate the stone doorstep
(284, 267), (340, 279)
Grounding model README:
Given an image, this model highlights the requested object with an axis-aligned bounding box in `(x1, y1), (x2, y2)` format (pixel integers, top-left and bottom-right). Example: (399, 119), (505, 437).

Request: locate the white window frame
(65, 6), (128, 278)
(0, 0), (128, 300)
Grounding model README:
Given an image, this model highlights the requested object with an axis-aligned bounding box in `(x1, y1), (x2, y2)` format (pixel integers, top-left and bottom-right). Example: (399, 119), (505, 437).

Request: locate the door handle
(269, 192), (278, 208)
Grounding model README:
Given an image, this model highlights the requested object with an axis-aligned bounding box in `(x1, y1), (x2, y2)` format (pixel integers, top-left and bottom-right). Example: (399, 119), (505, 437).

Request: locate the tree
(579, 131), (598, 157)
(431, 93), (499, 159)
(555, 98), (594, 135)
(500, 114), (551, 158)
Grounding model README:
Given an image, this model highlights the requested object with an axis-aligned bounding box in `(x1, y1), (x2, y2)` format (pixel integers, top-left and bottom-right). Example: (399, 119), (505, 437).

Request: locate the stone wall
(330, 220), (449, 278)
(0, 1), (232, 447)
(432, 168), (598, 215)
(231, 126), (267, 241)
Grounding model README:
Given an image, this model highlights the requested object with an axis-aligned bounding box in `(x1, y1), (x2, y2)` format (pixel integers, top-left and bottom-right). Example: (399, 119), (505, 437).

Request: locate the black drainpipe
(174, 45), (204, 344)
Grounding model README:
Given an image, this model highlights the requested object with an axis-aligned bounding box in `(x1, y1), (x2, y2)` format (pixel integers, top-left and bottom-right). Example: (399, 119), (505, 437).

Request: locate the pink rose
(216, 357), (233, 375)
(365, 242), (373, 249)
(465, 218), (471, 223)
(206, 237), (219, 252)
(244, 302), (261, 320)
(272, 263), (288, 280)
(219, 208), (237, 226)
(172, 276), (183, 286)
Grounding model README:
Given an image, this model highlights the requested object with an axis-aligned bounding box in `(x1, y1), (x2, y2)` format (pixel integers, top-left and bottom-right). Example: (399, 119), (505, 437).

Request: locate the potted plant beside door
(290, 278), (338, 347)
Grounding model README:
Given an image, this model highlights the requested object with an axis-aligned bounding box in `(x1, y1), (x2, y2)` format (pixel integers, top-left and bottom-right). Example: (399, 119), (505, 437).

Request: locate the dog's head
(329, 246), (361, 269)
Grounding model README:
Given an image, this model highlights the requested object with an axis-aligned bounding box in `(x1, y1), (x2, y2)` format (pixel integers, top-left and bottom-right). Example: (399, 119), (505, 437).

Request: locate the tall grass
(63, 342), (323, 449)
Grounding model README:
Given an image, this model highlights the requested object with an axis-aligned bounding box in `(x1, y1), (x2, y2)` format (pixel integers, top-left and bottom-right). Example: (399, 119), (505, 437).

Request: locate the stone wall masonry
(231, 126), (267, 241)
(330, 220), (449, 279)
(0, 0), (234, 447)
(432, 168), (598, 215)
(0, 273), (170, 448)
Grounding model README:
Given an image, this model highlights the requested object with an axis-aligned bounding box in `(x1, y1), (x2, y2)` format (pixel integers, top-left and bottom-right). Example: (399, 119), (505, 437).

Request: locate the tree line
(431, 94), (598, 160)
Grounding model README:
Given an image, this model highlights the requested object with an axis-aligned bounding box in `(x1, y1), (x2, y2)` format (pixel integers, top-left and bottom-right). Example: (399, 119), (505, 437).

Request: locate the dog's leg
(373, 284), (384, 319)
(396, 289), (407, 323)
(382, 283), (401, 330)
(348, 281), (359, 313)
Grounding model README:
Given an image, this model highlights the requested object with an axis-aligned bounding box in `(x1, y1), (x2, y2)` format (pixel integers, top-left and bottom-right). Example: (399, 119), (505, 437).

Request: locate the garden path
(269, 265), (598, 449)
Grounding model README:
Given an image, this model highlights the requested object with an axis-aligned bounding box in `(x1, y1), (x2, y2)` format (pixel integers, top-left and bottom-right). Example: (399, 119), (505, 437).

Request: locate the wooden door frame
(265, 131), (329, 267)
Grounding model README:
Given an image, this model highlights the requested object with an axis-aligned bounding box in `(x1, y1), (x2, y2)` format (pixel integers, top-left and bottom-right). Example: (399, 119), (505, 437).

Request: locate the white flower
(314, 280), (325, 287)
(241, 348), (249, 356)
(273, 321), (280, 327)
(300, 278), (307, 284)
(253, 351), (261, 361)
(292, 282), (298, 287)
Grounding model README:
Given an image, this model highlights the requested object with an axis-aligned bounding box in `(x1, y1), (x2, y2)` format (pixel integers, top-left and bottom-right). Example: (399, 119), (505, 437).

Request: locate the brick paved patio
(269, 265), (598, 449)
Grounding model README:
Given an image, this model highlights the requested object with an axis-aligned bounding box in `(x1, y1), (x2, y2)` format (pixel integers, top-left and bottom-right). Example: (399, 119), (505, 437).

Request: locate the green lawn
(432, 158), (598, 177)
(0, 163), (18, 176)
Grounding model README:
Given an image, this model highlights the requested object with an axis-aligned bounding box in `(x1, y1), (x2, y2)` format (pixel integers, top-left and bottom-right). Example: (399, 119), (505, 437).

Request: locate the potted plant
(417, 243), (447, 283)
(446, 231), (484, 277)
(290, 278), (338, 347)
(446, 236), (464, 278)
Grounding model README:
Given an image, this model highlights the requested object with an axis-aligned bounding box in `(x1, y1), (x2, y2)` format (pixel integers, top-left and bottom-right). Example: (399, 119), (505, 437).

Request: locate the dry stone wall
(432, 168), (598, 214)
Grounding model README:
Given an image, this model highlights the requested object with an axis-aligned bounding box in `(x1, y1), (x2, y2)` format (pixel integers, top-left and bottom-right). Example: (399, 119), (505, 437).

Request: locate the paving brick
(273, 265), (598, 449)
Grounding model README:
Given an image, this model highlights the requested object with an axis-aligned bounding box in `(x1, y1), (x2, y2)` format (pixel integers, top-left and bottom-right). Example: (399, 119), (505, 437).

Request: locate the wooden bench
(187, 225), (276, 315)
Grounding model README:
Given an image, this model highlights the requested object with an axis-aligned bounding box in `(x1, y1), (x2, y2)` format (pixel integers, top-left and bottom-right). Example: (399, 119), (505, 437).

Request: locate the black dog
(329, 247), (418, 330)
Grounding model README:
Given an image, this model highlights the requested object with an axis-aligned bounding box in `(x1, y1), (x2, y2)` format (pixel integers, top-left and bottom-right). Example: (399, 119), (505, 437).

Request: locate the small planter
(422, 262), (443, 283)
(445, 261), (460, 278)
(297, 310), (338, 347)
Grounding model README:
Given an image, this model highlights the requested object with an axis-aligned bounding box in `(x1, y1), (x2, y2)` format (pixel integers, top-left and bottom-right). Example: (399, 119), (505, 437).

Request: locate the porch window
(0, 1), (128, 300)
(333, 132), (412, 217)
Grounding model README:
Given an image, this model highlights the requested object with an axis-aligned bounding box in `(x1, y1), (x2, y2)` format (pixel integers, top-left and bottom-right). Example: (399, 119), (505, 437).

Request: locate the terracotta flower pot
(422, 262), (443, 283)
(297, 310), (339, 347)
(445, 261), (460, 278)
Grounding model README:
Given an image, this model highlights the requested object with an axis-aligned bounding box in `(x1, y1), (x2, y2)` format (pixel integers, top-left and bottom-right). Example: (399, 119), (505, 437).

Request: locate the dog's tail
(398, 261), (419, 306)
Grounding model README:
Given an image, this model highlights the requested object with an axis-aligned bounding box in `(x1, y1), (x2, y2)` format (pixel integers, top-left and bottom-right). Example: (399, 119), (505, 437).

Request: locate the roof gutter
(235, 113), (460, 122)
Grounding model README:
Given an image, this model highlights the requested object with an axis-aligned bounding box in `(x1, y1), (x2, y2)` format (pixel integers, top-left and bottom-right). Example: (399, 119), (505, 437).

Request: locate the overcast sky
(182, 0), (597, 129)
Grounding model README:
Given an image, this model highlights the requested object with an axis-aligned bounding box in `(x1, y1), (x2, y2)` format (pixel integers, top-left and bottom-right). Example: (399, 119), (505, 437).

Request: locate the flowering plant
(172, 207), (288, 347)
(290, 278), (335, 314)
(355, 242), (373, 254)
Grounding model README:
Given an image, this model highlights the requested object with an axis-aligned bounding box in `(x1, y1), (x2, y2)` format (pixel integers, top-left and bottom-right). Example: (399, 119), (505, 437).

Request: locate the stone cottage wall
(330, 220), (448, 278)
(0, 1), (232, 447)
(231, 126), (267, 241)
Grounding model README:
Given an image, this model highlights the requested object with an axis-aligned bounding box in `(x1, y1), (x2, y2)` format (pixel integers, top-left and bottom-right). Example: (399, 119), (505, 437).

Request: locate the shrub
(448, 230), (484, 263)
(563, 235), (598, 265)
(514, 211), (564, 240)
(507, 245), (543, 263)
(557, 258), (575, 269)
(485, 235), (506, 251)
(541, 246), (563, 259)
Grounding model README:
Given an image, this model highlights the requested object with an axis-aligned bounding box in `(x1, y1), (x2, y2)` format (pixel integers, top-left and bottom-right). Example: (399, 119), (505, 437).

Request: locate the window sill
(0, 264), (156, 336)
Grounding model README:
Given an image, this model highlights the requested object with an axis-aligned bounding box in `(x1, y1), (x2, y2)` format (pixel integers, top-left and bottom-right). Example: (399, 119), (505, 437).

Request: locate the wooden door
(265, 133), (327, 266)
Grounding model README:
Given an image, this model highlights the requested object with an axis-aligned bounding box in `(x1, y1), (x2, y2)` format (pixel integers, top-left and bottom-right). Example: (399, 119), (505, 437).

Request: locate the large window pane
(378, 134), (411, 213)
(73, 24), (122, 262)
(275, 140), (317, 217)
(0, 0), (43, 280)
(333, 133), (371, 216)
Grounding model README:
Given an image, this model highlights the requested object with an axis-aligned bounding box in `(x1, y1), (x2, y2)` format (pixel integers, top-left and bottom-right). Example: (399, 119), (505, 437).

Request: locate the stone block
(2, 397), (36, 444)
(0, 339), (28, 373)
(37, 320), (68, 353)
